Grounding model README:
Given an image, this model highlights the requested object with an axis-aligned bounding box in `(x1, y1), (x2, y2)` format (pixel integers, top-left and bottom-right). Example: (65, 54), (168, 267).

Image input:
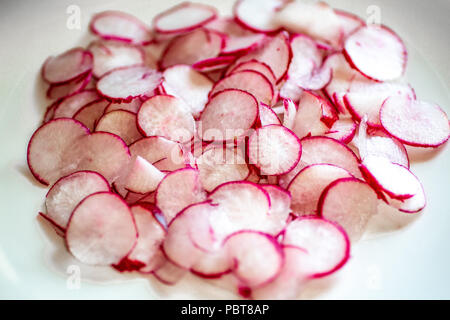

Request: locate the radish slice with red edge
(259, 103), (281, 126)
(74, 100), (110, 132)
(46, 71), (92, 100)
(42, 48), (93, 84)
(124, 156), (165, 194)
(226, 60), (276, 85)
(105, 99), (142, 114)
(95, 110), (142, 145)
(325, 118), (357, 144)
(234, 0), (284, 33)
(53, 89), (100, 119)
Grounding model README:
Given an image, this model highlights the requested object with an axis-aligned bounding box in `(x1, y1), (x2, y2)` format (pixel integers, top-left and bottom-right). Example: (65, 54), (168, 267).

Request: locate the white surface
(0, 0), (449, 299)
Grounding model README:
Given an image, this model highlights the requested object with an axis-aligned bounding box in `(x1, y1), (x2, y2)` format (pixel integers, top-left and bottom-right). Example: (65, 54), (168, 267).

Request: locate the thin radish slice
(210, 70), (274, 105)
(53, 89), (100, 119)
(223, 231), (283, 288)
(192, 56), (236, 72)
(282, 98), (297, 130)
(159, 29), (223, 69)
(105, 99), (142, 114)
(248, 125), (302, 176)
(137, 95), (195, 143)
(44, 171), (110, 230)
(124, 156), (165, 194)
(279, 136), (361, 188)
(234, 0), (284, 33)
(259, 103), (281, 126)
(73, 100), (110, 132)
(27, 119), (90, 185)
(46, 72), (92, 100)
(199, 89), (258, 142)
(318, 178), (378, 241)
(279, 79), (304, 102)
(88, 40), (145, 78)
(387, 182), (426, 214)
(153, 2), (217, 34)
(152, 253), (187, 284)
(380, 96), (450, 148)
(261, 185), (291, 234)
(344, 25), (407, 81)
(95, 110), (142, 145)
(283, 217), (350, 278)
(42, 48), (93, 84)
(191, 250), (231, 279)
(129, 136), (186, 172)
(197, 147), (249, 192)
(66, 192), (137, 265)
(325, 118), (357, 144)
(156, 168), (206, 223)
(227, 60), (276, 85)
(288, 164), (353, 216)
(97, 66), (162, 102)
(335, 10), (365, 45)
(162, 65), (213, 117)
(90, 11), (152, 45)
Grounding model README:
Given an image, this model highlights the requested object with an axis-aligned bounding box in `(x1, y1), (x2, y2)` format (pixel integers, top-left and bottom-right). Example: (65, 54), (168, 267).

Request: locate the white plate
(0, 0), (449, 299)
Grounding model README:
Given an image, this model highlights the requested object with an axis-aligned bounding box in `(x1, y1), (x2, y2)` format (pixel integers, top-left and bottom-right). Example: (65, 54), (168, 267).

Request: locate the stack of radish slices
(29, 0), (449, 299)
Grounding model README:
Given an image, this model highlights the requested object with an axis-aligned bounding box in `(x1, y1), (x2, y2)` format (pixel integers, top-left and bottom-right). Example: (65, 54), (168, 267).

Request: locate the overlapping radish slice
(97, 66), (162, 102)
(380, 96), (450, 148)
(334, 9), (365, 46)
(234, 0), (285, 33)
(66, 192), (137, 265)
(283, 217), (350, 278)
(137, 95), (195, 143)
(318, 178), (378, 241)
(261, 185), (291, 234)
(90, 11), (152, 45)
(199, 89), (258, 142)
(46, 72), (92, 100)
(95, 110), (142, 145)
(192, 56), (236, 72)
(226, 60), (276, 85)
(344, 25), (407, 81)
(282, 98), (297, 130)
(44, 171), (110, 230)
(152, 253), (188, 284)
(161, 65), (213, 117)
(248, 125), (301, 176)
(73, 100), (110, 132)
(259, 103), (281, 126)
(325, 118), (357, 144)
(124, 156), (165, 194)
(288, 164), (353, 216)
(53, 89), (100, 119)
(105, 99), (142, 114)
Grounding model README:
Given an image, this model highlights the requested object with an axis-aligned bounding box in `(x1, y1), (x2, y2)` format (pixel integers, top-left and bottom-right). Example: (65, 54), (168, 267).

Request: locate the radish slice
(152, 253), (187, 284)
(259, 103), (281, 126)
(325, 118), (357, 144)
(199, 89), (258, 142)
(234, 0), (284, 33)
(288, 164), (353, 216)
(335, 9), (365, 45)
(153, 2), (217, 34)
(344, 25), (407, 81)
(283, 217), (350, 278)
(46, 72), (92, 100)
(90, 11), (152, 45)
(97, 66), (162, 102)
(66, 192), (137, 265)
(44, 171), (110, 230)
(53, 90), (100, 119)
(248, 125), (302, 176)
(261, 185), (291, 234)
(192, 56), (236, 72)
(227, 60), (276, 85)
(156, 168), (206, 223)
(387, 182), (426, 214)
(73, 100), (110, 132)
(318, 178), (378, 241)
(124, 156), (165, 194)
(42, 48), (93, 84)
(162, 65), (213, 117)
(88, 40), (145, 78)
(95, 110), (142, 145)
(380, 96), (450, 148)
(27, 119), (90, 185)
(137, 95), (195, 143)
(223, 231), (283, 287)
(282, 98), (297, 130)
(210, 70), (274, 105)
(191, 250), (231, 279)
(105, 99), (142, 114)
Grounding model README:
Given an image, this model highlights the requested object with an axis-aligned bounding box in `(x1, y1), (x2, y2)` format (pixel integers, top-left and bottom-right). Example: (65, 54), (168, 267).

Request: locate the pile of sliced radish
(30, 0), (449, 300)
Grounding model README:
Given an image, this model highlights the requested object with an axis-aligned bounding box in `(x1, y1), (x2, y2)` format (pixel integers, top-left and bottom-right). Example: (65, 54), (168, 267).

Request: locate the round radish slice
(90, 11), (152, 45)
(162, 65), (213, 117)
(210, 71), (274, 105)
(199, 89), (258, 142)
(42, 48), (93, 84)
(234, 0), (284, 33)
(261, 185), (291, 234)
(66, 192), (137, 265)
(156, 168), (206, 223)
(335, 9), (365, 45)
(325, 118), (357, 144)
(344, 25), (407, 81)
(380, 96), (450, 148)
(46, 72), (92, 100)
(387, 182), (426, 214)
(74, 100), (110, 132)
(223, 231), (283, 288)
(152, 253), (187, 284)
(191, 250), (232, 279)
(53, 89), (100, 119)
(105, 99), (142, 114)
(318, 178), (378, 241)
(95, 110), (142, 145)
(283, 217), (350, 278)
(88, 40), (145, 78)
(227, 60), (276, 85)
(259, 103), (281, 126)
(192, 56), (236, 72)
(44, 171), (110, 230)
(288, 164), (353, 216)
(27, 118), (90, 185)
(137, 95), (195, 143)
(97, 66), (162, 102)
(153, 2), (217, 34)
(248, 125), (302, 176)
(124, 156), (165, 194)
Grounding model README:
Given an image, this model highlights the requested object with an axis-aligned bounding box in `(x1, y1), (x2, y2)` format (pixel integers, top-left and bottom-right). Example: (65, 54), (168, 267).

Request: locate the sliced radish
(282, 98), (297, 130)
(387, 182), (426, 214)
(152, 253), (187, 284)
(344, 25), (407, 81)
(90, 11), (152, 45)
(318, 178), (378, 241)
(192, 56), (236, 72)
(105, 99), (142, 114)
(261, 185), (291, 234)
(335, 9), (365, 45)
(380, 96), (450, 148)
(42, 48), (93, 84)
(234, 0), (284, 33)
(97, 66), (162, 102)
(162, 65), (213, 117)
(325, 118), (357, 144)
(46, 72), (92, 100)
(153, 2), (217, 34)
(283, 217), (350, 278)
(248, 125), (301, 176)
(73, 100), (110, 132)
(44, 171), (110, 230)
(259, 103), (281, 126)
(227, 60), (276, 85)
(288, 164), (353, 216)
(95, 110), (142, 145)
(199, 89), (258, 142)
(53, 89), (100, 119)
(66, 192), (137, 265)
(124, 156), (165, 194)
